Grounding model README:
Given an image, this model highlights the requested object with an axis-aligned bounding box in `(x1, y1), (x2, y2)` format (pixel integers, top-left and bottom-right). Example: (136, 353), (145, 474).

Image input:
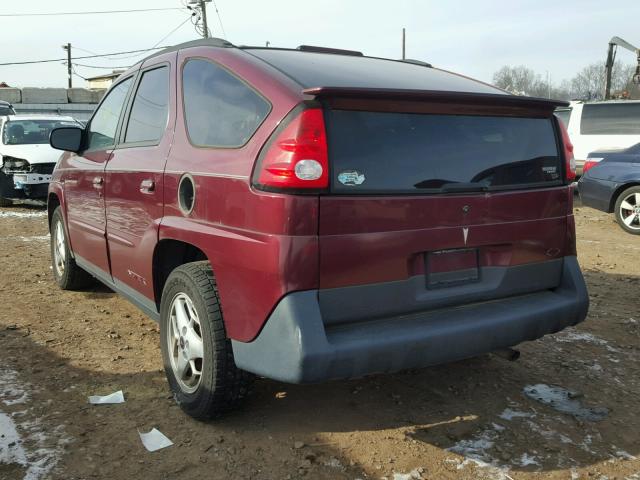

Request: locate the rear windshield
(326, 110), (562, 194)
(580, 103), (640, 135)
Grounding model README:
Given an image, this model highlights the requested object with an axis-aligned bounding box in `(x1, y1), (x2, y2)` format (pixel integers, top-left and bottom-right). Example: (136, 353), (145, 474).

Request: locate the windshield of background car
(326, 110), (562, 194)
(2, 119), (80, 145)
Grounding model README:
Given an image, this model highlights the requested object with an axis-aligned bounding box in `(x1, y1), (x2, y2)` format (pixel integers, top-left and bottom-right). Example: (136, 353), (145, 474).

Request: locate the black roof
(243, 48), (503, 95)
(141, 38), (503, 96)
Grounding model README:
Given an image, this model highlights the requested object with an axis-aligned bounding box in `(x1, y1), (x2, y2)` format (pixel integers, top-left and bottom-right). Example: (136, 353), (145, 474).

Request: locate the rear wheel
(160, 261), (252, 419)
(50, 207), (94, 289)
(614, 186), (640, 235)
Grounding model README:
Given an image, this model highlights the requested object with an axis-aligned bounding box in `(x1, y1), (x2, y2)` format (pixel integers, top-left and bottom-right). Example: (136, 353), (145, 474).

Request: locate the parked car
(0, 115), (81, 206)
(0, 100), (16, 116)
(47, 39), (588, 419)
(578, 143), (640, 234)
(555, 100), (640, 176)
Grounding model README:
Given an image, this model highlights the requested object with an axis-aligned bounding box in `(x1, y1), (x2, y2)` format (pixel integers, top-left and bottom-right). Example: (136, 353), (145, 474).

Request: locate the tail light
(557, 120), (576, 182)
(582, 157), (603, 175)
(253, 108), (329, 191)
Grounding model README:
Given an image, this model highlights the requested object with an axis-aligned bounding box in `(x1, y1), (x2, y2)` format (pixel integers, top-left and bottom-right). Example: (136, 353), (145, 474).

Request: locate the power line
(211, 0), (227, 38)
(97, 14), (194, 61)
(151, 16), (193, 49)
(0, 47), (169, 66)
(0, 8), (186, 17)
(72, 62), (131, 70)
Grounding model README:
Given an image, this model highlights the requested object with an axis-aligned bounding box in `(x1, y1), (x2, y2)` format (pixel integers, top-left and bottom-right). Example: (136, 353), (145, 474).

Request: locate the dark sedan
(579, 143), (640, 234)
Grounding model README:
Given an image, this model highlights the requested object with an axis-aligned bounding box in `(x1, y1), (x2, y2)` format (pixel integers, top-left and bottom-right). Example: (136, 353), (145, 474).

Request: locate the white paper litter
(88, 390), (125, 405)
(139, 428), (173, 452)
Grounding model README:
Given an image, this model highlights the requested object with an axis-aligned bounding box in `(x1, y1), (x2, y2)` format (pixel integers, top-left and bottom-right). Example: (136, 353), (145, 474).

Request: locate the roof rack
(296, 45), (363, 57)
(400, 58), (433, 68)
(139, 37), (234, 64)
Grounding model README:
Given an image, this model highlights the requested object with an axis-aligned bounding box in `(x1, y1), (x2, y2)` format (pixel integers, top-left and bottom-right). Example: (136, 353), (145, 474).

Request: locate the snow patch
(518, 453), (540, 467)
(448, 424), (515, 480)
(0, 412), (27, 466)
(0, 210), (46, 218)
(499, 408), (535, 421)
(393, 469), (423, 480)
(523, 384), (608, 421)
(0, 369), (29, 406)
(555, 331), (609, 346)
(0, 368), (68, 479)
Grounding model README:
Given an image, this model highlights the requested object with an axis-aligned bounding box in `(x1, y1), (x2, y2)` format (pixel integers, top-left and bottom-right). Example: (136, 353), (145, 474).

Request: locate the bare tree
(570, 63), (604, 100)
(492, 65), (547, 97)
(493, 62), (638, 101)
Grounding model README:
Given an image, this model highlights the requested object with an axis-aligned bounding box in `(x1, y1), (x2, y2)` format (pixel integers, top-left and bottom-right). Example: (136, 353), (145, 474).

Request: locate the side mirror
(50, 127), (83, 153)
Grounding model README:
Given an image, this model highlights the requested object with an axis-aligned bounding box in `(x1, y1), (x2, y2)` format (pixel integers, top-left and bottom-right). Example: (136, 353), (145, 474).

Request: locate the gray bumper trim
(231, 256), (588, 384)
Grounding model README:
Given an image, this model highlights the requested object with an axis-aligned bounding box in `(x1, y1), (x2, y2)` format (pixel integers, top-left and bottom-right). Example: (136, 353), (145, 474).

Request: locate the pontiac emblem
(463, 227), (469, 245)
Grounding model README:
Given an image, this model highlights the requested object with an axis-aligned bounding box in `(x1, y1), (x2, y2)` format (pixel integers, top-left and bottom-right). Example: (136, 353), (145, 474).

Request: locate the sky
(0, 0), (638, 88)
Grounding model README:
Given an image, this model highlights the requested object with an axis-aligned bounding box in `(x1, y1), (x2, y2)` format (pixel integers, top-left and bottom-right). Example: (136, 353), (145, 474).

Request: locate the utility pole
(200, 0), (209, 38)
(402, 28), (406, 60)
(62, 43), (72, 88)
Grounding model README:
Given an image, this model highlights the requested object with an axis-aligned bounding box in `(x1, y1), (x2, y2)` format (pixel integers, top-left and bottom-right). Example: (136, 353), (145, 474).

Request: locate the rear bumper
(578, 176), (616, 212)
(231, 256), (589, 383)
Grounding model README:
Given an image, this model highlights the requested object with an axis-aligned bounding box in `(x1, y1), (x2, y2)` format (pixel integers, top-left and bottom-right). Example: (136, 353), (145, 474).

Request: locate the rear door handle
(92, 176), (103, 187)
(140, 179), (155, 193)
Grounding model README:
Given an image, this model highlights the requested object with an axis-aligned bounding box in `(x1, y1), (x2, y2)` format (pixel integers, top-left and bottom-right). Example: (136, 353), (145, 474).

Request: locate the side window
(182, 59), (270, 147)
(124, 66), (170, 144)
(581, 103), (640, 135)
(87, 77), (133, 150)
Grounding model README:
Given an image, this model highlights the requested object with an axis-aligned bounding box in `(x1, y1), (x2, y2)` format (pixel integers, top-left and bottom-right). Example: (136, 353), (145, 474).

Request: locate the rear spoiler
(302, 87), (570, 109)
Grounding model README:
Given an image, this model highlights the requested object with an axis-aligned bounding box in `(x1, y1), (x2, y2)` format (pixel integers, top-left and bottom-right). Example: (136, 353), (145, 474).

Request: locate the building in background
(86, 70), (125, 90)
(0, 87), (105, 124)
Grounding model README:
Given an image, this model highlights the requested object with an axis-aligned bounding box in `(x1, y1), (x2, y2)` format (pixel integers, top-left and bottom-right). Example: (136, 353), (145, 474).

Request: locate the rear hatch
(314, 90), (572, 326)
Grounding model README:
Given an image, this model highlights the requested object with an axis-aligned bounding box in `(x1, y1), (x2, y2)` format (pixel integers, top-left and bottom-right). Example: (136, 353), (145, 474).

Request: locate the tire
(0, 172), (13, 206)
(50, 207), (94, 289)
(160, 261), (253, 419)
(614, 186), (640, 235)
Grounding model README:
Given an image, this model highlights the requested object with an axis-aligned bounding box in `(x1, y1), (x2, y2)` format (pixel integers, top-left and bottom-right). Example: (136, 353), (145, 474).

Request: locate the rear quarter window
(182, 58), (271, 148)
(580, 103), (640, 135)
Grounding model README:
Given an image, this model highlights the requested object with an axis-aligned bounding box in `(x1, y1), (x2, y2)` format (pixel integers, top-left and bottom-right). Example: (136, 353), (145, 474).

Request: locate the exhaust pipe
(493, 347), (520, 361)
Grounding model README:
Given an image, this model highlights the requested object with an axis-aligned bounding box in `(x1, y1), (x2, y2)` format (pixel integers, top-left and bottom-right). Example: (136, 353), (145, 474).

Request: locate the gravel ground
(0, 199), (639, 480)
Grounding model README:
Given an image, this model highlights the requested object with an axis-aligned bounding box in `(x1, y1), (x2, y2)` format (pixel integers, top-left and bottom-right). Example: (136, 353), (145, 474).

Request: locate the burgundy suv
(48, 39), (588, 419)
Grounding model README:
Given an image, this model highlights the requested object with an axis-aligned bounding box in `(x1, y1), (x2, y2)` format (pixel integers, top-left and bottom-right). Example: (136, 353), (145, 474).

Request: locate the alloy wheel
(167, 293), (205, 394)
(53, 220), (66, 277)
(619, 192), (640, 231)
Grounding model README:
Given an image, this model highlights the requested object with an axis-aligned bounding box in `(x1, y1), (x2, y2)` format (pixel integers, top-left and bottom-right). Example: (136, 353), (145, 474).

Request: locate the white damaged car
(0, 115), (81, 206)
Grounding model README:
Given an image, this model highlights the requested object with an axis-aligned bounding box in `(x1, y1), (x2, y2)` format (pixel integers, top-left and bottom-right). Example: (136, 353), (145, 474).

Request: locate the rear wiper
(438, 182), (490, 193)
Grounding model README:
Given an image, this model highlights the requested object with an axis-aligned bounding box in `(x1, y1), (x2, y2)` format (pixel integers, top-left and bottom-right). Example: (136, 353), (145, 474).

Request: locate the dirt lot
(0, 199), (639, 480)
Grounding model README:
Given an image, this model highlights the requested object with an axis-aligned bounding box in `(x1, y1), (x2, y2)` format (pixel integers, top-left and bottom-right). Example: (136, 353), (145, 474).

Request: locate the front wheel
(614, 186), (640, 235)
(159, 261), (252, 419)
